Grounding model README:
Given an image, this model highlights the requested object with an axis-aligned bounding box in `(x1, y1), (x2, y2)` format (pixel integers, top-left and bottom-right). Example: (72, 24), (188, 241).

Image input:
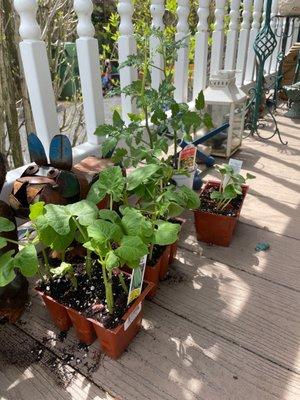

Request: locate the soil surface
(199, 185), (244, 217)
(38, 263), (130, 330)
(147, 245), (166, 267)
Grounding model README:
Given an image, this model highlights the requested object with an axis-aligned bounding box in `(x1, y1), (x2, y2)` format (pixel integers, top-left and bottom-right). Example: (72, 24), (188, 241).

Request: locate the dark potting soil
(199, 186), (244, 217)
(38, 264), (131, 330)
(147, 245), (166, 267)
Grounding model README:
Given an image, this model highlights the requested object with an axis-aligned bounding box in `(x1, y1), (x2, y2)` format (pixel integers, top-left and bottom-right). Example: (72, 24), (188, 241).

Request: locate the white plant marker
(14, 0), (60, 156)
(118, 0), (137, 123)
(74, 0), (105, 145)
(174, 0), (190, 103)
(150, 0), (165, 90)
(225, 0), (241, 70)
(210, 0), (226, 77)
(236, 0), (252, 86)
(193, 0), (210, 99)
(244, 0), (264, 84)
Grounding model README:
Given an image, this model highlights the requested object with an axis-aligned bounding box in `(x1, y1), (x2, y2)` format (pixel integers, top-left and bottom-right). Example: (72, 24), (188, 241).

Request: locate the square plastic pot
(194, 181), (249, 247)
(144, 246), (171, 298)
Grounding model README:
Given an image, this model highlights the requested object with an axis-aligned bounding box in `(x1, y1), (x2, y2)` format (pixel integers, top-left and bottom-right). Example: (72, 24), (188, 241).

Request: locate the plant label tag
(178, 145), (197, 172)
(127, 255), (147, 306)
(124, 302), (142, 331)
(229, 158), (243, 174)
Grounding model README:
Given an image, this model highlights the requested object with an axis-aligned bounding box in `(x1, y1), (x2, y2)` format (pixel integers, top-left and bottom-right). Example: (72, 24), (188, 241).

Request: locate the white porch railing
(2, 0), (300, 202)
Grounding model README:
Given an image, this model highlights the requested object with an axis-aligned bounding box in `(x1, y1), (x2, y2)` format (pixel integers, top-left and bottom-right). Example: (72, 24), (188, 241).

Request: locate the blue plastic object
(27, 133), (48, 166)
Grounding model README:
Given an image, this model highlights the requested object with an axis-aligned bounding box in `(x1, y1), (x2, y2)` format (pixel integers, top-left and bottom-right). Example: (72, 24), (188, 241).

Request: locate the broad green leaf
(246, 173), (256, 180)
(223, 184), (237, 200)
(98, 209), (121, 224)
(167, 202), (184, 217)
(115, 236), (148, 265)
(102, 138), (117, 157)
(182, 111), (202, 133)
(87, 220), (122, 243)
(0, 251), (15, 287)
(50, 262), (73, 278)
(179, 186), (201, 209)
(195, 90), (205, 110)
(14, 244), (38, 277)
(94, 124), (115, 137)
(121, 208), (153, 243)
(67, 200), (98, 226)
(29, 202), (45, 221)
(154, 221), (180, 245)
(44, 204), (71, 235)
(0, 237), (7, 249)
(113, 110), (124, 128)
(36, 216), (75, 252)
(210, 191), (222, 200)
(106, 251), (119, 270)
(0, 217), (15, 233)
(127, 164), (160, 191)
(87, 166), (125, 203)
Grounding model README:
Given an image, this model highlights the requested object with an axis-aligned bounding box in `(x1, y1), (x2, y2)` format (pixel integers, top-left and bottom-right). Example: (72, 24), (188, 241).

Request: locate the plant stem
(101, 261), (114, 314)
(119, 272), (128, 294)
(109, 195), (113, 211)
(41, 249), (51, 277)
(85, 250), (92, 277)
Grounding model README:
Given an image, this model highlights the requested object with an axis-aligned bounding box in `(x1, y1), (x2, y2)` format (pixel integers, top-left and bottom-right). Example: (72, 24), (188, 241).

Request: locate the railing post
(236, 0), (252, 86)
(210, 0), (226, 77)
(118, 0), (137, 122)
(193, 0), (210, 99)
(150, 0), (165, 90)
(244, 0), (264, 84)
(174, 0), (190, 103)
(266, 0), (278, 74)
(225, 0), (241, 70)
(74, 0), (105, 145)
(14, 0), (59, 156)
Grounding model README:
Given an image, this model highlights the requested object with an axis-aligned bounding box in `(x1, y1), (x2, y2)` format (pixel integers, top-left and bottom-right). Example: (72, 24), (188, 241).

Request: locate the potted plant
(194, 164), (255, 246)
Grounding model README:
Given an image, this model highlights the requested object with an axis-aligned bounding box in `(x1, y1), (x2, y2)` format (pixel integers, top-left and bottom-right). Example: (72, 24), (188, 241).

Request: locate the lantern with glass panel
(204, 70), (247, 158)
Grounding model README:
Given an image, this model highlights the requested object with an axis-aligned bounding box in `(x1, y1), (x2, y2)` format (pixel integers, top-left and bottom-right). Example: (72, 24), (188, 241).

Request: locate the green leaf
(127, 164), (160, 191)
(44, 204), (71, 235)
(14, 244), (38, 277)
(87, 220), (122, 243)
(121, 208), (153, 243)
(50, 262), (73, 278)
(29, 202), (45, 221)
(36, 216), (75, 252)
(94, 124), (115, 137)
(98, 209), (121, 224)
(203, 113), (213, 129)
(167, 202), (184, 217)
(182, 111), (202, 133)
(179, 186), (200, 209)
(115, 236), (148, 266)
(0, 237), (7, 249)
(0, 217), (15, 233)
(195, 90), (205, 110)
(87, 166), (125, 203)
(210, 191), (222, 200)
(113, 110), (124, 128)
(154, 221), (180, 246)
(102, 138), (117, 157)
(223, 184), (237, 200)
(67, 200), (98, 227)
(0, 251), (15, 287)
(106, 251), (119, 270)
(246, 173), (256, 180)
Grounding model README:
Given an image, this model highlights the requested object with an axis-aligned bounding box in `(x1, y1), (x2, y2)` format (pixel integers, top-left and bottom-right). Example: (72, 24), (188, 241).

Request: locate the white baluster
(174, 0), (190, 103)
(224, 0), (241, 70)
(236, 0), (252, 86)
(292, 18), (300, 44)
(266, 0), (278, 74)
(193, 0), (210, 99)
(150, 0), (165, 90)
(210, 0), (226, 76)
(14, 0), (59, 156)
(271, 15), (284, 73)
(286, 19), (294, 52)
(244, 0), (264, 84)
(118, 0), (137, 122)
(74, 0), (105, 145)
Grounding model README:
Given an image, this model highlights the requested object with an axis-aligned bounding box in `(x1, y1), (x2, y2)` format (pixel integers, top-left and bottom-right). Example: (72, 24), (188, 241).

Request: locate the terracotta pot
(144, 257), (161, 299)
(194, 181), (249, 247)
(89, 280), (153, 359)
(67, 308), (97, 345)
(97, 196), (108, 210)
(168, 217), (186, 266)
(40, 292), (72, 332)
(159, 245), (172, 280)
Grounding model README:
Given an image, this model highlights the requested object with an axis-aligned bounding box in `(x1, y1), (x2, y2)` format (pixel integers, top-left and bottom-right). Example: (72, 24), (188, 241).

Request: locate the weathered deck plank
(179, 211), (300, 291)
(0, 324), (111, 400)
(12, 293), (300, 400)
(154, 249), (300, 374)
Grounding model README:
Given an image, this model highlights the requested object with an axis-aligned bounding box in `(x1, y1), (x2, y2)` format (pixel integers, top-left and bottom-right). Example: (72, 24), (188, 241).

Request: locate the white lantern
(204, 70), (247, 158)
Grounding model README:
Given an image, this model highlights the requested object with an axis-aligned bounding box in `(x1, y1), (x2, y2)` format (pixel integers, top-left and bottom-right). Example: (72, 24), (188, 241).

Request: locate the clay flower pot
(39, 292), (72, 332)
(67, 308), (97, 345)
(194, 181), (249, 247)
(144, 246), (171, 298)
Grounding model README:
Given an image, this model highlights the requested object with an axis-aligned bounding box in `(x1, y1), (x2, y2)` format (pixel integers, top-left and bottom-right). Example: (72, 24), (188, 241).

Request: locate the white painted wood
(14, 0), (60, 156)
(74, 0), (105, 145)
(236, 0), (252, 86)
(286, 18), (294, 51)
(244, 0), (264, 84)
(224, 0), (241, 70)
(210, 0), (226, 77)
(118, 0), (137, 122)
(266, 0), (278, 73)
(150, 0), (165, 90)
(271, 15), (284, 73)
(193, 0), (210, 99)
(292, 18), (300, 43)
(174, 0), (190, 103)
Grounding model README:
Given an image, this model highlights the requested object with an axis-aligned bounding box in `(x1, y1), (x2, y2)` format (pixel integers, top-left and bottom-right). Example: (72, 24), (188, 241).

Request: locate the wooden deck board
(0, 324), (111, 400)
(10, 294), (300, 400)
